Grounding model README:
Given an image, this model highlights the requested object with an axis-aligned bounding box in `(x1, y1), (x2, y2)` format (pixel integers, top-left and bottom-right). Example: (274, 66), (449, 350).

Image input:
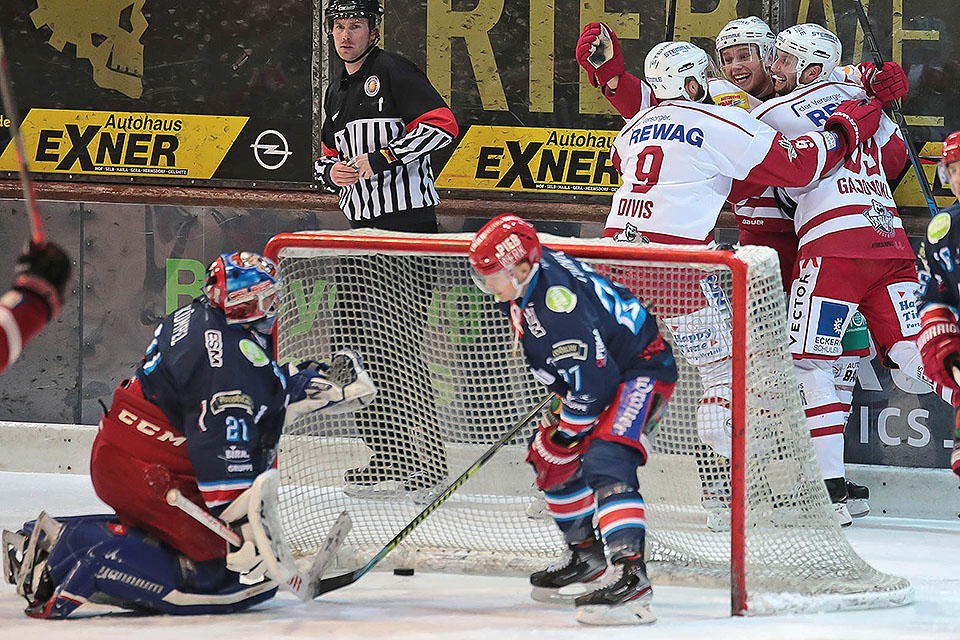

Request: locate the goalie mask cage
(265, 230), (912, 616)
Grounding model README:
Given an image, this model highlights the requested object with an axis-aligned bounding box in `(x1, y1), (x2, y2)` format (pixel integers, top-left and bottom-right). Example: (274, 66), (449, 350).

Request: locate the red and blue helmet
(204, 251), (281, 325)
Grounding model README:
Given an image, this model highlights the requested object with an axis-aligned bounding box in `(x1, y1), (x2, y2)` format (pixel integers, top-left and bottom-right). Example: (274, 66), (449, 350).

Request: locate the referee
(315, 0), (456, 494)
(315, 0), (458, 232)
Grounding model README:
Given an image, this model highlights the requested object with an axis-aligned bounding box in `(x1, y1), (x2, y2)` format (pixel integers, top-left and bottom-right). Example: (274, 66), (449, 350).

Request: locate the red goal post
(265, 230), (911, 616)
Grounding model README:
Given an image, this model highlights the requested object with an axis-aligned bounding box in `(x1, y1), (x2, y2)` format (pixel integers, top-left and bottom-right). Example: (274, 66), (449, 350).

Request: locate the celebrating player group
(5, 4), (960, 629)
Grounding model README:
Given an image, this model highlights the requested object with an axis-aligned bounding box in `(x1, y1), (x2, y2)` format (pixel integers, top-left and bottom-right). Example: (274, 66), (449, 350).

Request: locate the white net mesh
(269, 230), (912, 615)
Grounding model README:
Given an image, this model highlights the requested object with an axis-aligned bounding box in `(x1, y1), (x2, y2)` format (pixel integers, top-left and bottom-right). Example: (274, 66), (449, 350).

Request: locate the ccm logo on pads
(117, 408), (186, 447)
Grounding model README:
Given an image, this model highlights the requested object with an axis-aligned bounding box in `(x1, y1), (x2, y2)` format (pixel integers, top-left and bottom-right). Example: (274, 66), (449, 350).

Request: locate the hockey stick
(309, 392), (554, 598)
(0, 27), (44, 244)
(166, 488), (351, 601)
(851, 0), (939, 217)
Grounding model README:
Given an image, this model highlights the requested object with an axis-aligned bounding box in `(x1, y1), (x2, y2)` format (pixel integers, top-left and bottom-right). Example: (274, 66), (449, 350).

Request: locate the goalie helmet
(204, 251), (281, 326)
(716, 16), (775, 63)
(939, 130), (960, 196)
(644, 41), (711, 102)
(469, 214), (542, 300)
(326, 0), (383, 29)
(774, 24), (841, 87)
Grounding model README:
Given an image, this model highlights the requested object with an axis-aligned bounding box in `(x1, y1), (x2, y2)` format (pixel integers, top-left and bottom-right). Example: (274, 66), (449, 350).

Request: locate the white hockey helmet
(716, 16), (775, 62)
(774, 23), (841, 87)
(645, 41), (711, 102)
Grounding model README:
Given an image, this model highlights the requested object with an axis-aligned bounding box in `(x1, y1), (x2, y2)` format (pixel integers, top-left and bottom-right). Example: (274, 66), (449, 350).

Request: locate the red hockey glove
(824, 98), (883, 151)
(12, 241), (71, 320)
(859, 61), (908, 105)
(916, 306), (960, 393)
(575, 22), (624, 88)
(526, 421), (587, 490)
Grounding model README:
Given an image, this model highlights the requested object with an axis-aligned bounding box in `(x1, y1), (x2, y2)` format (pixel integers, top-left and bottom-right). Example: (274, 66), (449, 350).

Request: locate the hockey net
(265, 229), (912, 615)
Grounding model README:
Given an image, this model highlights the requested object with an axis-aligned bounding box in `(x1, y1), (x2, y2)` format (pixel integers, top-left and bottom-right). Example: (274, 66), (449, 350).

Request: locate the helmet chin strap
(509, 262), (539, 301)
(333, 31), (381, 64)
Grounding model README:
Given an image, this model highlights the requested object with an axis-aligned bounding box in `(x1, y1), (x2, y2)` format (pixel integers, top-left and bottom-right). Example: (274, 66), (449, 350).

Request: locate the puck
(393, 567), (415, 576)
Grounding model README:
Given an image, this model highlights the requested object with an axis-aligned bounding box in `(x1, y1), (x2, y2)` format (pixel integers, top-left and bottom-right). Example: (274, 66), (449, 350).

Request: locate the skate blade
(847, 498), (870, 518)
(531, 583), (596, 604)
(576, 601), (657, 625)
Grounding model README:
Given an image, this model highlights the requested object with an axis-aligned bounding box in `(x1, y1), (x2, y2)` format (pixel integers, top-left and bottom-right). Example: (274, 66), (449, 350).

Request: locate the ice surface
(1, 470), (955, 639)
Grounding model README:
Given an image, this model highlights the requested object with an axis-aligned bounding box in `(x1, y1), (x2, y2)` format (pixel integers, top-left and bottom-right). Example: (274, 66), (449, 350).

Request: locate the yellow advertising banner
(437, 125), (622, 194)
(0, 109), (248, 179)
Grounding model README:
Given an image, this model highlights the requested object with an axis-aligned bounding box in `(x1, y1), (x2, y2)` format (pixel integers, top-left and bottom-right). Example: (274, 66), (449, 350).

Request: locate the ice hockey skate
(2, 512), (63, 609)
(825, 478), (853, 527)
(574, 555), (656, 625)
(846, 480), (870, 518)
(701, 478), (731, 532)
(529, 537), (607, 604)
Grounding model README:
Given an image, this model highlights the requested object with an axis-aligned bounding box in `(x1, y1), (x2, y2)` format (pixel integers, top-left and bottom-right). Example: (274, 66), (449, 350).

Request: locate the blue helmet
(204, 251), (281, 325)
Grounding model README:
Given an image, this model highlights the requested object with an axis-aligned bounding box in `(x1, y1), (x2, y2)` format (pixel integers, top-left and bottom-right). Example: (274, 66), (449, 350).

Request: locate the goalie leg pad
(13, 514), (276, 618)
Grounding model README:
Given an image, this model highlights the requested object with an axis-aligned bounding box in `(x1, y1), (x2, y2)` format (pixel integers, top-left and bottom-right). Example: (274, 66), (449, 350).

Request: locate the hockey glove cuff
(526, 423), (588, 490)
(824, 99), (882, 152)
(916, 305), (960, 392)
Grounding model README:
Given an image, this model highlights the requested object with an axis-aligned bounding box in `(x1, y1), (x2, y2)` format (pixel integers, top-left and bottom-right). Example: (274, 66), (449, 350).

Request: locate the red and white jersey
(731, 66), (877, 234)
(604, 73), (759, 121)
(752, 79), (912, 260)
(0, 290), (48, 376)
(604, 99), (845, 244)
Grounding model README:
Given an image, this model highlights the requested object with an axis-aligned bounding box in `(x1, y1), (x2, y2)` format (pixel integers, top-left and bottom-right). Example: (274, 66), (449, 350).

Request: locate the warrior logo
(862, 199), (895, 238)
(31, 0), (149, 98)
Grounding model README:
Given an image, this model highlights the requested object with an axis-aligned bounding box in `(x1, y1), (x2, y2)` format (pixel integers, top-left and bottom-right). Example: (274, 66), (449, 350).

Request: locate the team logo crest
(364, 75), (380, 97)
(611, 222), (650, 244)
(862, 199), (895, 237)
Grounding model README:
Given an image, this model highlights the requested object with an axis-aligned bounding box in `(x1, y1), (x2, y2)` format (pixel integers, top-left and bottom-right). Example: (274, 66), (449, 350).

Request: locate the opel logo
(251, 129), (292, 170)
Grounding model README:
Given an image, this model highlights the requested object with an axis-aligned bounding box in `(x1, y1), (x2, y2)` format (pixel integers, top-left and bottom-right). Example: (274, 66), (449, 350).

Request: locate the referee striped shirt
(315, 49), (458, 223)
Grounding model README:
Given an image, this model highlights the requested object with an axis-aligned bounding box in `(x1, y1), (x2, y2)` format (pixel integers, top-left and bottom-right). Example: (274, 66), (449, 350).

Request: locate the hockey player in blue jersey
(917, 130), (960, 475)
(2, 251), (376, 618)
(469, 214), (678, 626)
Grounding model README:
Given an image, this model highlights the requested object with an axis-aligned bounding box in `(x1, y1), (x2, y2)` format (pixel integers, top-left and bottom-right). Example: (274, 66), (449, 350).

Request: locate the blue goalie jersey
(507, 247), (677, 427)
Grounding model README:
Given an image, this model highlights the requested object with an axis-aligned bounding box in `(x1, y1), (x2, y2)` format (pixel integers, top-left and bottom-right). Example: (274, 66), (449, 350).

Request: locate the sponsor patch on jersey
(170, 306), (195, 346)
(210, 390), (255, 415)
(713, 91), (750, 109)
(545, 286), (577, 313)
(219, 446), (251, 463)
(530, 367), (556, 385)
(364, 75), (380, 97)
(548, 339), (588, 364)
(887, 282), (921, 337)
(522, 306), (546, 337)
(928, 212), (952, 244)
(592, 328), (607, 367)
(808, 298), (851, 356)
(239, 338), (270, 367)
(204, 329), (223, 367)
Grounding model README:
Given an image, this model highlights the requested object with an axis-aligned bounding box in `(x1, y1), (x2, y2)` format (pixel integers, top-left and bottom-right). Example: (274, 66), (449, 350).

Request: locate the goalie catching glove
(284, 349), (377, 426)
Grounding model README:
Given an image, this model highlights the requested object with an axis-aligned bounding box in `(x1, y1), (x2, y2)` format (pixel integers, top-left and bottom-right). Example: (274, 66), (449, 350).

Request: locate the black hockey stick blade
(308, 393), (554, 598)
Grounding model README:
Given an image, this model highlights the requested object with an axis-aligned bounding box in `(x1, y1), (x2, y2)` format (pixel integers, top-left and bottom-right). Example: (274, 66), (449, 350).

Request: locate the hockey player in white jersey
(575, 22), (761, 122)
(604, 41), (881, 499)
(753, 23), (954, 524)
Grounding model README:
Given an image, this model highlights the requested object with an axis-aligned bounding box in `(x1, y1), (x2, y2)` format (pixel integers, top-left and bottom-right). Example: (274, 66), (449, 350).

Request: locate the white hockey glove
(220, 469), (298, 586)
(284, 349), (378, 426)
